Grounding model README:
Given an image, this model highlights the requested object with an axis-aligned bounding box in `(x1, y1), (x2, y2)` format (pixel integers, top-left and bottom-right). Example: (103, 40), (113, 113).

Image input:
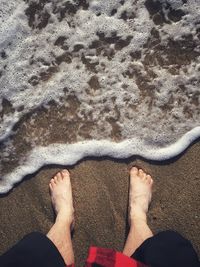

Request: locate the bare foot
(129, 167), (153, 223)
(49, 169), (74, 228)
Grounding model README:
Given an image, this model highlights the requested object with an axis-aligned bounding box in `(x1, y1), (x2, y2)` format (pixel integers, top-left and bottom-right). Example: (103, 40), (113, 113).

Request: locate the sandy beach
(1, 1), (200, 267)
(0, 139), (199, 267)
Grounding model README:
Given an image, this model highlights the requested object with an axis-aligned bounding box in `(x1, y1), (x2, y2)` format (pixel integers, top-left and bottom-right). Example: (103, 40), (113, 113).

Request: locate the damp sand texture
(0, 152), (200, 267)
(0, 1), (200, 266)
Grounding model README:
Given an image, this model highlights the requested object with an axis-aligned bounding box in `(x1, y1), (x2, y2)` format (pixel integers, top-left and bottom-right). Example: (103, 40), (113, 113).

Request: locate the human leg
(47, 169), (75, 266)
(123, 167), (153, 257)
(133, 230), (200, 267)
(123, 167), (200, 267)
(0, 232), (66, 267)
(0, 169), (74, 267)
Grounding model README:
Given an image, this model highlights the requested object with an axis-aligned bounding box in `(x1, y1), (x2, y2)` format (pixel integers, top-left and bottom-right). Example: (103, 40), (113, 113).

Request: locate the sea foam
(0, 0), (200, 193)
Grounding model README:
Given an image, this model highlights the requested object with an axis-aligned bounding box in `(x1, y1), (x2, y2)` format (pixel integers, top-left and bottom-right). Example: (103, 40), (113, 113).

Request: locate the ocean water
(0, 0), (200, 193)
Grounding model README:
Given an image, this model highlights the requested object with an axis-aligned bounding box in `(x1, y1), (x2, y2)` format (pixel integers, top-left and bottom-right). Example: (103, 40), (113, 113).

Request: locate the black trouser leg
(0, 232), (65, 267)
(132, 230), (200, 267)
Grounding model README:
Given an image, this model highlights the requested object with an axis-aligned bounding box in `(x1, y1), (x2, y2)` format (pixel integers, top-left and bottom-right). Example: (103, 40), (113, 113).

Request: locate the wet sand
(0, 140), (200, 267)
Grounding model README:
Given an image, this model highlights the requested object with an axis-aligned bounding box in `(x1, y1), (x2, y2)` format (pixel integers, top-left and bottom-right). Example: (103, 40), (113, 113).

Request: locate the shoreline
(0, 140), (199, 267)
(1, 126), (200, 194)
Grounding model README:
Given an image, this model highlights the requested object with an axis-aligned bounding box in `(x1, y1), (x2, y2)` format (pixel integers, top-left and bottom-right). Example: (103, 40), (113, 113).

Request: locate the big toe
(61, 169), (70, 180)
(130, 166), (139, 176)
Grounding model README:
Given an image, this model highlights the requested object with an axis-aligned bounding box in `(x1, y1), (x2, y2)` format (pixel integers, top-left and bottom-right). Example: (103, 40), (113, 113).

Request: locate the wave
(0, 126), (200, 193)
(0, 0), (200, 193)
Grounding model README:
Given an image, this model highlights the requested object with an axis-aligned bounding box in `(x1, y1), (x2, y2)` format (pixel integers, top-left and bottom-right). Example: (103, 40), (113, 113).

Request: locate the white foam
(0, 126), (200, 193)
(0, 0), (200, 193)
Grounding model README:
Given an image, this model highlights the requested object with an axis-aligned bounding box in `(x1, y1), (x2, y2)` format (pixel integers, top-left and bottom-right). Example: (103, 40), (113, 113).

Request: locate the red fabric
(67, 246), (147, 267)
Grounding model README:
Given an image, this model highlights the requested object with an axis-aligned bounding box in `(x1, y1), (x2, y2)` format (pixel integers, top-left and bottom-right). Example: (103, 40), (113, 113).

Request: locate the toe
(56, 172), (62, 182)
(61, 169), (70, 179)
(139, 169), (143, 175)
(143, 174), (148, 181)
(139, 169), (145, 179)
(130, 166), (138, 175)
(50, 178), (56, 186)
(146, 174), (152, 183)
(53, 176), (58, 183)
(49, 183), (53, 191)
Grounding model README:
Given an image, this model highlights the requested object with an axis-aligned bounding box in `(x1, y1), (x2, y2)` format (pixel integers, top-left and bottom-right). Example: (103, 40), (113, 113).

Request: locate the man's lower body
(0, 168), (199, 267)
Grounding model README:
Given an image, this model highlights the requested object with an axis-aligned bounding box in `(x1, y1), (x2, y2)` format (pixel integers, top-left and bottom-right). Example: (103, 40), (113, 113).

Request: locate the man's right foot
(49, 169), (74, 229)
(129, 167), (153, 223)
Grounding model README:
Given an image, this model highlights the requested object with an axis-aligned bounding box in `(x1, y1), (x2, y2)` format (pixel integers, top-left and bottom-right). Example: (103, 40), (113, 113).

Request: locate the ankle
(56, 213), (74, 228)
(129, 215), (148, 234)
(129, 208), (147, 225)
